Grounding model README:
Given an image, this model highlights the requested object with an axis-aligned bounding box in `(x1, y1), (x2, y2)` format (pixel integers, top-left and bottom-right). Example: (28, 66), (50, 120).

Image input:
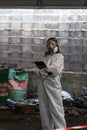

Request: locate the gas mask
(46, 44), (58, 53)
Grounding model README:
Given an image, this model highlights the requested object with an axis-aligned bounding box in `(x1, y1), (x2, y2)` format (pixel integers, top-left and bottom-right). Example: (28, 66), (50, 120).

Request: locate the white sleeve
(47, 54), (64, 75)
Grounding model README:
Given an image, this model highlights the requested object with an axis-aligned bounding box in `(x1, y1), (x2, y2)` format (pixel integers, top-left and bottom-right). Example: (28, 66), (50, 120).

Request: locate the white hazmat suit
(38, 53), (66, 130)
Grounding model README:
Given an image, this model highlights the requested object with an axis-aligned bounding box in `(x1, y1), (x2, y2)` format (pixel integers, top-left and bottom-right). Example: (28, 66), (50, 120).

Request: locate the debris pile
(1, 88), (87, 117)
(63, 89), (87, 117)
(7, 98), (39, 114)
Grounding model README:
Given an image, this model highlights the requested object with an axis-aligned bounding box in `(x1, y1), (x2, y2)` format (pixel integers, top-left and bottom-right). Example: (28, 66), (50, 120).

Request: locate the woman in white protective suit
(38, 37), (66, 130)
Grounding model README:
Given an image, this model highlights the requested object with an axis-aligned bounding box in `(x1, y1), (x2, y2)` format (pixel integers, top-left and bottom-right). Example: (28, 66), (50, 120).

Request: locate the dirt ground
(0, 108), (87, 130)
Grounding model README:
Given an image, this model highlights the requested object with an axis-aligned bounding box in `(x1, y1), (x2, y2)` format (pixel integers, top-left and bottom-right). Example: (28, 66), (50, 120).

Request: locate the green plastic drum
(8, 89), (27, 101)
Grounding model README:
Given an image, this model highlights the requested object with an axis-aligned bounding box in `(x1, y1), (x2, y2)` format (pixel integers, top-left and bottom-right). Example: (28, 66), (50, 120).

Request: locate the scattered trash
(63, 89), (87, 117)
(62, 90), (74, 101)
(2, 89), (87, 117)
(24, 98), (39, 106)
(6, 98), (39, 114)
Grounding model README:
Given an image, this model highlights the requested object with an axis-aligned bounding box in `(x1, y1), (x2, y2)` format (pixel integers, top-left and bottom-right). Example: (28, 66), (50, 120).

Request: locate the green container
(8, 89), (27, 101)
(0, 96), (8, 106)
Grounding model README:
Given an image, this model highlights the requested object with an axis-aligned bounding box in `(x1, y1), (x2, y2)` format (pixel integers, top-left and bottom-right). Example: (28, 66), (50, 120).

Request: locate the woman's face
(46, 39), (58, 54)
(47, 40), (56, 47)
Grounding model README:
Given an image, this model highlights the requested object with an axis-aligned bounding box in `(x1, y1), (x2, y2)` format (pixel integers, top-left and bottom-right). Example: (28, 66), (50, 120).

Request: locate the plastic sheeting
(62, 90), (74, 101)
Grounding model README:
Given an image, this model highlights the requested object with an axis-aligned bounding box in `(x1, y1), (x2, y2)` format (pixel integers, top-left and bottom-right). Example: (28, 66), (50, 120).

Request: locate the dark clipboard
(34, 61), (53, 75)
(34, 61), (47, 69)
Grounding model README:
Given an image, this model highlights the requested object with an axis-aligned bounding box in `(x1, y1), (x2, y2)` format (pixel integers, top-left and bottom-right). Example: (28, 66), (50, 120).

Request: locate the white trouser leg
(38, 78), (66, 130)
(42, 79), (66, 129)
(38, 81), (54, 130)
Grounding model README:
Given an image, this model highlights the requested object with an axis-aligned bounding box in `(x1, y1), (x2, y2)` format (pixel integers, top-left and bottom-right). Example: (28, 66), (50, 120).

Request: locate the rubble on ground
(1, 90), (87, 117)
(63, 90), (87, 117)
(6, 98), (39, 114)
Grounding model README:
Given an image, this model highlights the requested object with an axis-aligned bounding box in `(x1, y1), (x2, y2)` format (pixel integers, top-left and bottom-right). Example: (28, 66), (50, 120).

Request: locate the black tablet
(34, 61), (47, 69)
